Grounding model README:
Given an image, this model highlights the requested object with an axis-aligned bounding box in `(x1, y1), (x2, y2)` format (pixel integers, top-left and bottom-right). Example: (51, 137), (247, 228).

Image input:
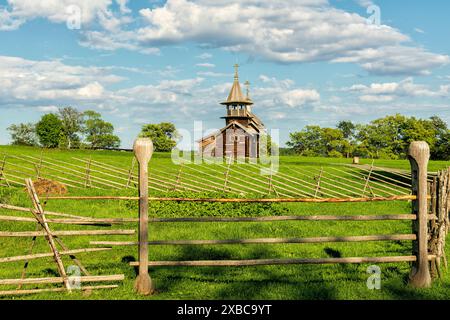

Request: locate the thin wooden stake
(0, 156), (10, 187)
(223, 156), (232, 192)
(362, 160), (375, 197)
(314, 167), (324, 198)
(173, 163), (184, 191)
(84, 156), (92, 188)
(126, 158), (137, 188)
(35, 150), (43, 179)
(267, 168), (274, 195)
(24, 179), (71, 292)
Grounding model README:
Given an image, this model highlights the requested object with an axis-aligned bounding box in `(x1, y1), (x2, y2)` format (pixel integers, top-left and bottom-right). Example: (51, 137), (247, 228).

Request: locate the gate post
(133, 138), (155, 295)
(408, 141), (431, 288)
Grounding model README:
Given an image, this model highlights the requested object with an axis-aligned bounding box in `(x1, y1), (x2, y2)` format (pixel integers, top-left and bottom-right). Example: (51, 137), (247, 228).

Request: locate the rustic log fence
(26, 140), (440, 296)
(1, 140), (448, 296)
(0, 147), (416, 199)
(0, 179), (133, 296)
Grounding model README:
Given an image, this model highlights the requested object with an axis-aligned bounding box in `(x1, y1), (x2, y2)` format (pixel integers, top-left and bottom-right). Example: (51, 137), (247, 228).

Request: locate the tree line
(7, 112), (450, 160)
(8, 107), (121, 149)
(286, 114), (450, 160)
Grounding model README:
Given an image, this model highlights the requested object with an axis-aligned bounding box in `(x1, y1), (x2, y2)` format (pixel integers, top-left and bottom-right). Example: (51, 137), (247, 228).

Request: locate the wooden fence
(33, 140), (440, 295)
(1, 139), (447, 296)
(0, 149), (420, 199)
(0, 179), (131, 296)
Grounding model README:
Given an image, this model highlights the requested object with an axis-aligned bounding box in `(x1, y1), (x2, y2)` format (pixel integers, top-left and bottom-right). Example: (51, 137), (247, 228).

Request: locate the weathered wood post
(133, 138), (155, 295)
(408, 141), (431, 288)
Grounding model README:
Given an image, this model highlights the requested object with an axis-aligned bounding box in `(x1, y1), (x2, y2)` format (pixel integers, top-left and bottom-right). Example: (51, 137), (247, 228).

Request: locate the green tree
(59, 107), (83, 149)
(287, 114), (450, 160)
(7, 123), (38, 146)
(287, 126), (323, 156)
(337, 121), (356, 140)
(35, 114), (63, 148)
(356, 114), (408, 159)
(429, 116), (450, 160)
(337, 120), (357, 158)
(356, 114), (438, 159)
(139, 122), (179, 152)
(82, 110), (120, 149)
(287, 126), (346, 157)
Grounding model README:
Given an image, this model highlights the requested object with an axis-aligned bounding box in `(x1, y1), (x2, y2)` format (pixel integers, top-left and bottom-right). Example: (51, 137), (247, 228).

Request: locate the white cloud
(414, 28), (425, 34)
(336, 46), (448, 76)
(129, 0), (448, 75)
(3, 0), (112, 25)
(252, 76), (320, 109)
(344, 78), (450, 102)
(196, 53), (212, 59)
(37, 105), (59, 113)
(0, 55), (122, 105)
(359, 95), (394, 103)
(2, 0), (447, 76)
(196, 63), (215, 68)
(197, 71), (230, 77)
(278, 89), (320, 108)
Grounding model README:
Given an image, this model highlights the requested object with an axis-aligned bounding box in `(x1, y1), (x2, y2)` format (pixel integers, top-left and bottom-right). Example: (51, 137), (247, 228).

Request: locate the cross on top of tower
(234, 64), (239, 80)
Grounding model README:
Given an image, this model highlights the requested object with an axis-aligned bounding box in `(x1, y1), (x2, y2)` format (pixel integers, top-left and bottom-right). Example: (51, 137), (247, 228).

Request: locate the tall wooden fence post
(408, 141), (431, 288)
(133, 138), (155, 295)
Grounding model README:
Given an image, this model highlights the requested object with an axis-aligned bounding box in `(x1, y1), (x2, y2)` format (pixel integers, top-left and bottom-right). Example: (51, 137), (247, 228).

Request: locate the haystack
(32, 178), (68, 195)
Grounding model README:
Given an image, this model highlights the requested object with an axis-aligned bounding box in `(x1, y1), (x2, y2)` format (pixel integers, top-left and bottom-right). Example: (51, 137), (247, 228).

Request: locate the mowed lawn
(1, 145), (450, 300)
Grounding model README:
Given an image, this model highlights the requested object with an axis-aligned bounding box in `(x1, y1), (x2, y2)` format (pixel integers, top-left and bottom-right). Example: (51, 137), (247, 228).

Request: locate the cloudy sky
(0, 0), (449, 149)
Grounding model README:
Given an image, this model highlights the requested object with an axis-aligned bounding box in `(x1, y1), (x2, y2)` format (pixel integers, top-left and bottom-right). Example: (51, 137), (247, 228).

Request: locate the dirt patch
(32, 178), (68, 195)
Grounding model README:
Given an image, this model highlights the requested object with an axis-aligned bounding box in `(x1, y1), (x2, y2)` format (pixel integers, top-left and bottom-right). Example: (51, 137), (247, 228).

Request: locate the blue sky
(0, 0), (449, 149)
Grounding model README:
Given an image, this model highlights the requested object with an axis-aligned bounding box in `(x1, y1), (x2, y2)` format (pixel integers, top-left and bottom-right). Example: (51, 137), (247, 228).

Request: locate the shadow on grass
(121, 244), (447, 300)
(140, 246), (346, 300)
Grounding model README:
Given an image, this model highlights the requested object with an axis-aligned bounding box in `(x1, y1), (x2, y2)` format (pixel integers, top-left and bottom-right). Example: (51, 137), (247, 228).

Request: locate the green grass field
(1, 145), (450, 300)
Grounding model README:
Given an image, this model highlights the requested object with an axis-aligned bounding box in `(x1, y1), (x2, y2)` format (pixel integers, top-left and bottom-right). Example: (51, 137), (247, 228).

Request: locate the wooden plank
(0, 248), (112, 263)
(91, 234), (417, 247)
(0, 274), (124, 285)
(0, 215), (111, 226)
(0, 230), (135, 237)
(0, 203), (92, 220)
(44, 195), (418, 202)
(146, 215), (420, 223)
(0, 285), (119, 296)
(130, 255), (437, 267)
